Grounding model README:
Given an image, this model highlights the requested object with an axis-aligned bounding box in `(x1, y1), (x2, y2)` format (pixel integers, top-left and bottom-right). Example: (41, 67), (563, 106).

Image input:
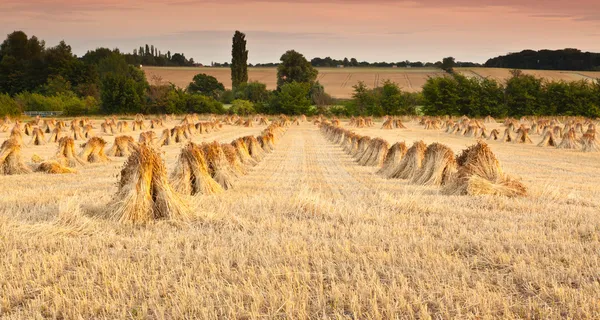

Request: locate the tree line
(421, 70), (600, 118)
(485, 49), (600, 71)
(309, 57), (480, 68)
(2, 30), (600, 118)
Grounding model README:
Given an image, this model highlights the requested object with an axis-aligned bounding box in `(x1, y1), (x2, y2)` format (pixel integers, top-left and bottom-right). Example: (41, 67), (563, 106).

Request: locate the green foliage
(270, 82), (312, 115)
(0, 93), (20, 116)
(187, 73), (225, 98)
(351, 81), (376, 115)
(505, 72), (543, 116)
(276, 50), (318, 88)
(100, 74), (146, 114)
(230, 99), (255, 115)
(231, 31), (249, 88)
(421, 72), (600, 118)
(42, 75), (72, 96)
(441, 57), (456, 73)
(185, 94), (225, 114)
(231, 81), (271, 112)
(63, 95), (99, 116)
(15, 92), (64, 112)
(163, 88), (225, 114)
(234, 81), (270, 103)
(220, 89), (235, 104)
(349, 80), (420, 116)
(0, 31), (47, 95)
(485, 48), (600, 71)
(310, 81), (335, 106)
(12, 92), (95, 115)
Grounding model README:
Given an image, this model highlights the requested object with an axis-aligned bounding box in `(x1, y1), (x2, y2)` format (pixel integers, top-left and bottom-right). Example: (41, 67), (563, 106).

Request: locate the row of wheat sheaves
(0, 114), (293, 223)
(417, 116), (599, 152)
(320, 123), (528, 197)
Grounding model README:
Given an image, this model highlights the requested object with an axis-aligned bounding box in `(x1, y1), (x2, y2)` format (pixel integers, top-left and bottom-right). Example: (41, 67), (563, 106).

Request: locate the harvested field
(144, 66), (599, 98)
(460, 67), (600, 83)
(144, 67), (446, 98)
(1, 116), (600, 318)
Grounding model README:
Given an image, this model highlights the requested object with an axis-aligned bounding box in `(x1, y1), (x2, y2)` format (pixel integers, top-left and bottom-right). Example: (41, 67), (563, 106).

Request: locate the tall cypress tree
(231, 31), (248, 89)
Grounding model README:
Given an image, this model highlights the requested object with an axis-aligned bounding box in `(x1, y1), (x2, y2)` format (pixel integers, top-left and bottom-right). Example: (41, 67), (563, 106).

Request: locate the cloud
(0, 0), (140, 14)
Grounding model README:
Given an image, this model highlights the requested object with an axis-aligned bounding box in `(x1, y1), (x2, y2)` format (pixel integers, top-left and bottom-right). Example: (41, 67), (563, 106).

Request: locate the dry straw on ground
(443, 141), (527, 197)
(105, 143), (191, 224)
(243, 135), (266, 162)
(377, 142), (407, 178)
(0, 138), (32, 175)
(29, 128), (46, 146)
(222, 143), (247, 176)
(170, 142), (223, 196)
(580, 132), (599, 152)
(79, 137), (109, 163)
(139, 131), (157, 146)
(358, 138), (389, 167)
(514, 127), (533, 144)
(35, 160), (77, 174)
(232, 138), (258, 167)
(55, 137), (86, 168)
(557, 128), (579, 149)
(411, 142), (457, 186)
(389, 141), (427, 180)
(157, 128), (172, 146)
(538, 131), (557, 147)
(204, 141), (236, 190)
(106, 136), (136, 157)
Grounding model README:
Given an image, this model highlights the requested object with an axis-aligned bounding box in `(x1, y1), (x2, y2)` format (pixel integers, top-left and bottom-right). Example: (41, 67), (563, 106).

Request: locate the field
(1, 115), (600, 318)
(143, 66), (600, 99)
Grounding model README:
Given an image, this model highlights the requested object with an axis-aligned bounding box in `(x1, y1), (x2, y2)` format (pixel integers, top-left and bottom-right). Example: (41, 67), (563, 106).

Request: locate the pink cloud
(0, 0), (599, 64)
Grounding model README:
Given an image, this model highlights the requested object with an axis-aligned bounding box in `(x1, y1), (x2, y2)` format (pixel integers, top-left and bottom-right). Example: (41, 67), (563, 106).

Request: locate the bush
(421, 72), (600, 117)
(100, 74), (146, 114)
(15, 92), (64, 112)
(230, 99), (255, 116)
(186, 94), (225, 114)
(0, 93), (21, 116)
(63, 95), (99, 116)
(187, 73), (225, 99)
(220, 89), (235, 104)
(270, 81), (312, 115)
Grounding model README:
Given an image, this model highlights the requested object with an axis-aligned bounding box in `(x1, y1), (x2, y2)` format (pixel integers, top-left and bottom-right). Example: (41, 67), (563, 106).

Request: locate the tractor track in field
(341, 73), (353, 88)
(404, 74), (413, 90)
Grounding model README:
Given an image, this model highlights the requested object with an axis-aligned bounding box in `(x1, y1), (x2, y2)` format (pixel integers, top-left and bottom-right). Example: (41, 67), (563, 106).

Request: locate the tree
(42, 75), (72, 96)
(230, 99), (255, 115)
(271, 81), (312, 115)
(187, 73), (225, 99)
(379, 80), (403, 115)
(351, 81), (375, 115)
(234, 81), (270, 104)
(440, 57), (456, 73)
(505, 72), (543, 116)
(171, 53), (187, 66)
(100, 74), (145, 114)
(0, 31), (46, 95)
(0, 93), (20, 116)
(231, 31), (249, 89)
(310, 81), (334, 107)
(276, 50), (318, 88)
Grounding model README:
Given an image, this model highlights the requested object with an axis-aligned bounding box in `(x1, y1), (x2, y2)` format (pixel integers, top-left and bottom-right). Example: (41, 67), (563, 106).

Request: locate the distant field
(143, 66), (600, 98)
(143, 67), (445, 98)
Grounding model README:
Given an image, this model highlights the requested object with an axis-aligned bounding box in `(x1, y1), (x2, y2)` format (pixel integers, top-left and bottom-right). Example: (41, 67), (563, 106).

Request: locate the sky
(1, 0), (599, 64)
